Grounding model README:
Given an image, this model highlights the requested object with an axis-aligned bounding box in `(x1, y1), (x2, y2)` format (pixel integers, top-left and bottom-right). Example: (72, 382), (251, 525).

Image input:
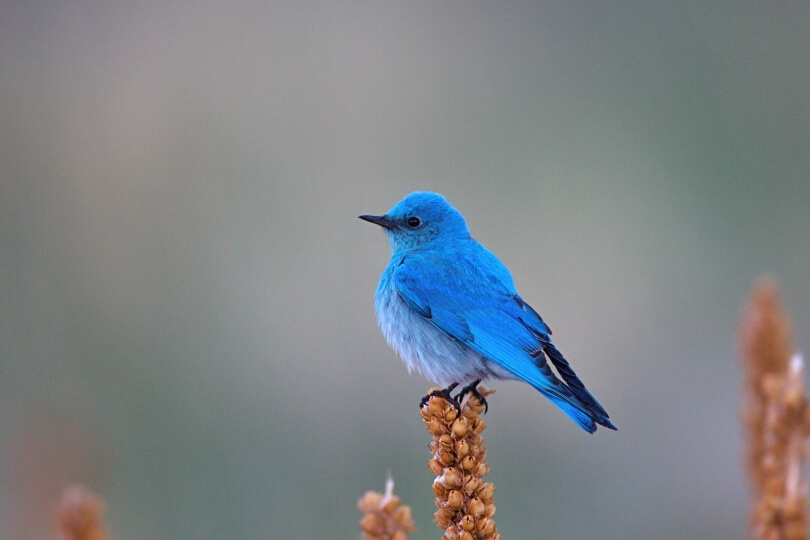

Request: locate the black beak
(358, 214), (396, 229)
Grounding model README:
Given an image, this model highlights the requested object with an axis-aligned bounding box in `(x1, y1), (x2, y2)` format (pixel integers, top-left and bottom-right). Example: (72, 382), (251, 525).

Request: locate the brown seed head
(421, 387), (499, 539)
(56, 485), (108, 540)
(740, 279), (809, 540)
(358, 477), (416, 540)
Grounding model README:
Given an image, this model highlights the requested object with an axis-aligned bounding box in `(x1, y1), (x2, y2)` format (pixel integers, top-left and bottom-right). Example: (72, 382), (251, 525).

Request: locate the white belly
(375, 276), (492, 387)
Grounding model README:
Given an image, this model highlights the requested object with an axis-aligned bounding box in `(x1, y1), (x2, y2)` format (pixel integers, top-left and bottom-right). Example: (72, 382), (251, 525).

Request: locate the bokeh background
(2, 2), (809, 539)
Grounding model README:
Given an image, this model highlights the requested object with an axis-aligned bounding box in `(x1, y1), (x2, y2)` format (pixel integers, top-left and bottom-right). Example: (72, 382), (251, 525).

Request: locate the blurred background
(1, 2), (809, 539)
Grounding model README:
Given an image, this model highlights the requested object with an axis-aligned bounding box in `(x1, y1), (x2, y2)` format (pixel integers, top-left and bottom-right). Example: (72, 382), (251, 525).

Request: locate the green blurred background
(2, 2), (809, 539)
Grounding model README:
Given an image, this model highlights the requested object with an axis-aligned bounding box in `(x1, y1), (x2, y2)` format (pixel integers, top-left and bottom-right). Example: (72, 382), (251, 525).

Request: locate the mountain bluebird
(360, 192), (616, 433)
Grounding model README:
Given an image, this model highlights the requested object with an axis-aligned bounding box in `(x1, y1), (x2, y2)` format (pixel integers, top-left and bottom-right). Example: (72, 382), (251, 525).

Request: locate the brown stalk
(56, 485), (109, 540)
(741, 278), (810, 540)
(421, 387), (500, 540)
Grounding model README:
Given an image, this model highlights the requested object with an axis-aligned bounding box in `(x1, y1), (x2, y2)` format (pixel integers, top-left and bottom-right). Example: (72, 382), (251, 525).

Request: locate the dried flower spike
(56, 485), (109, 540)
(741, 279), (810, 540)
(358, 476), (416, 540)
(421, 386), (500, 540)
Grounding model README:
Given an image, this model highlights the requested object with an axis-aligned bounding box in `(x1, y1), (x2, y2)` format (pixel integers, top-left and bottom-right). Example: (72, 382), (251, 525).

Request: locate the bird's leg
(455, 379), (488, 413)
(419, 382), (461, 414)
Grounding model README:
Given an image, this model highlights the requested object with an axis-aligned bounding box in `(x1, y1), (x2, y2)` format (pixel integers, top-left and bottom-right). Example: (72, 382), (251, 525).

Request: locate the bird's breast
(373, 265), (488, 387)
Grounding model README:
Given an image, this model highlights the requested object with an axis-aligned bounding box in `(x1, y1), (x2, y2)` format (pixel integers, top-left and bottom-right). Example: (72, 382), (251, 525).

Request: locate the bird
(359, 191), (616, 433)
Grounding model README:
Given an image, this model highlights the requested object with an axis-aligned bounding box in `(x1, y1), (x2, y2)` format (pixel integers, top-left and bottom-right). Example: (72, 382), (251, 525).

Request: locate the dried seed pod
(461, 455), (477, 471)
(455, 439), (471, 457)
(463, 476), (479, 496)
(439, 448), (456, 466)
(459, 514), (476, 531)
(429, 458), (446, 476)
(444, 467), (464, 488)
(428, 418), (447, 436)
(477, 482), (495, 502)
(465, 497), (485, 517)
(451, 417), (469, 437)
(439, 434), (455, 449)
(447, 490), (465, 510)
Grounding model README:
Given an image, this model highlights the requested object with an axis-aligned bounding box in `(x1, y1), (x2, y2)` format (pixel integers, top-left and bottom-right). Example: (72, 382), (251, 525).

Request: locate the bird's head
(359, 192), (470, 252)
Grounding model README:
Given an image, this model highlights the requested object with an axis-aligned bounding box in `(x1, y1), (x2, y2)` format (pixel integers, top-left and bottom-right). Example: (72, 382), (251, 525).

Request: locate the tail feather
(535, 343), (617, 433)
(518, 315), (615, 432)
(543, 344), (603, 414)
(546, 392), (598, 433)
(536, 383), (616, 433)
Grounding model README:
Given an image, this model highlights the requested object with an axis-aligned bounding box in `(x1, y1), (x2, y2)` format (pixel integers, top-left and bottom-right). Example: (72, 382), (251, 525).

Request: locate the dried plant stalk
(421, 387), (500, 540)
(358, 477), (416, 540)
(56, 485), (109, 540)
(741, 279), (810, 540)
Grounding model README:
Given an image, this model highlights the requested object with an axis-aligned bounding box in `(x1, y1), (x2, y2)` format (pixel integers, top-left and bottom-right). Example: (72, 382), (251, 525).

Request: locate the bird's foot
(455, 379), (488, 413)
(419, 382), (461, 415)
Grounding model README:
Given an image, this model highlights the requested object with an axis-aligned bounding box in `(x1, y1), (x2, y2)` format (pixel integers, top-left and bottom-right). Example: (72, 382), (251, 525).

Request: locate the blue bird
(360, 192), (616, 433)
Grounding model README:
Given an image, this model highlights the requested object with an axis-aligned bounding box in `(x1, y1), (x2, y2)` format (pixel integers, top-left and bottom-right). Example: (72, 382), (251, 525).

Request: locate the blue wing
(394, 247), (615, 433)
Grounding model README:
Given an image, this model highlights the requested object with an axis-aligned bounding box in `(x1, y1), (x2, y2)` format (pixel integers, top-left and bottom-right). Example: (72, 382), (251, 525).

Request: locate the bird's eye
(407, 217), (421, 228)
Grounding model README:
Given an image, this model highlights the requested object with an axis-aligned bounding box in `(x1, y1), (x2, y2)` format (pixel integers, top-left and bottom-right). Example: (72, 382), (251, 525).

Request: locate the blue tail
(538, 390), (603, 434)
(527, 343), (617, 434)
(542, 344), (617, 433)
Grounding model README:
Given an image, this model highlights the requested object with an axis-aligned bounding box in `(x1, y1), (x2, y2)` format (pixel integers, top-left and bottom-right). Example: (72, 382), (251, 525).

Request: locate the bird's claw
(419, 380), (489, 415)
(455, 379), (487, 413)
(419, 382), (461, 415)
